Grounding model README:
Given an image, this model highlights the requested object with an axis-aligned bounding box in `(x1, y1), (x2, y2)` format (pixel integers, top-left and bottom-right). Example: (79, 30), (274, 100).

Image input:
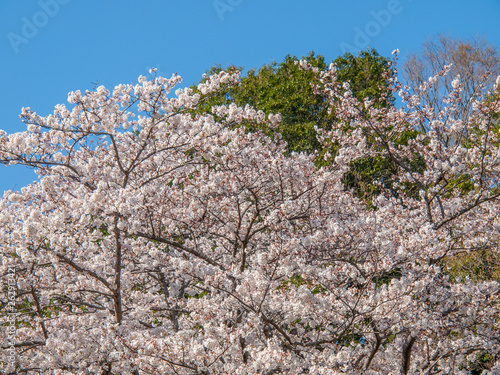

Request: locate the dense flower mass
(0, 59), (500, 374)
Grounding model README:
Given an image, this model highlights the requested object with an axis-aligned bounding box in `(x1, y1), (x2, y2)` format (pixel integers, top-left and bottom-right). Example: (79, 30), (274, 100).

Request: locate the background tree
(402, 34), (500, 136)
(193, 49), (393, 154)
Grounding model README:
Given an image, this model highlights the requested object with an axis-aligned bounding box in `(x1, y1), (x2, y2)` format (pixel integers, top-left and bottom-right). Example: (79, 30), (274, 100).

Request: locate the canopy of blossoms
(1, 56), (500, 374)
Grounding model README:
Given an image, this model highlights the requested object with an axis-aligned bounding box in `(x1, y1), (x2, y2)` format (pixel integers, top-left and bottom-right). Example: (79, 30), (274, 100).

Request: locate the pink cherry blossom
(0, 63), (499, 374)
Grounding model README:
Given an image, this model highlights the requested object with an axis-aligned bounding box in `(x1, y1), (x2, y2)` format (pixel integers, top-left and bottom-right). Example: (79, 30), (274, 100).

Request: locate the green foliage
(334, 49), (394, 106)
(284, 274), (307, 288)
(131, 283), (145, 292)
(193, 49), (393, 155)
(41, 300), (63, 318)
(184, 290), (209, 299)
(383, 333), (397, 346)
(469, 351), (495, 375)
(337, 332), (365, 348)
(18, 297), (34, 316)
(443, 249), (500, 283)
(342, 126), (425, 205)
(372, 268), (402, 288)
(236, 52), (329, 153)
(343, 155), (399, 204)
(310, 284), (327, 295)
(152, 317), (162, 326)
(277, 274), (326, 296)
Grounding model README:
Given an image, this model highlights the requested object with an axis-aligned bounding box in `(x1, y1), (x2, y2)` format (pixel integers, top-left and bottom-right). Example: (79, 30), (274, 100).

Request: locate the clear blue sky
(1, 0), (499, 193)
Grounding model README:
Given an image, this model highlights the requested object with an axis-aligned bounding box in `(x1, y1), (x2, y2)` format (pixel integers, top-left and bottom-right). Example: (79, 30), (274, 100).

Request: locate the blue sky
(0, 0), (499, 193)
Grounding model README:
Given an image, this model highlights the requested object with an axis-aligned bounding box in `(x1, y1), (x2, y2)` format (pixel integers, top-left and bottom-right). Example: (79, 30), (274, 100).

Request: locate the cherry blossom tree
(0, 58), (499, 374)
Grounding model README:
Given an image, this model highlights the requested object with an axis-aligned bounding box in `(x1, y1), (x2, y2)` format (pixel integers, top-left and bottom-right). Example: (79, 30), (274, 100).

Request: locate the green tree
(334, 49), (394, 106)
(192, 49), (394, 154)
